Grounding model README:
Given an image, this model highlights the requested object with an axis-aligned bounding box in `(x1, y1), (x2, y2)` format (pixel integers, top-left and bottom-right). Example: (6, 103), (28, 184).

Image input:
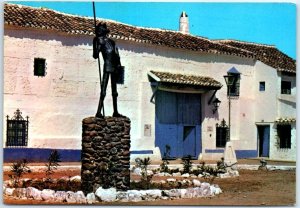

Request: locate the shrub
(9, 159), (31, 188)
(181, 155), (193, 174)
(136, 157), (152, 189)
(45, 150), (61, 181)
(160, 160), (169, 173)
(22, 178), (81, 192)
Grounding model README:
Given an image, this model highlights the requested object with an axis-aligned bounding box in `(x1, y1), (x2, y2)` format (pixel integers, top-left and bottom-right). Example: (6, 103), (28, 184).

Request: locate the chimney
(179, 11), (189, 34)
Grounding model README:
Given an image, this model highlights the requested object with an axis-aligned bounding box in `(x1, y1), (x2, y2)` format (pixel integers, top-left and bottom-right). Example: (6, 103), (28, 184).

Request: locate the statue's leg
(96, 72), (109, 118)
(111, 73), (122, 117)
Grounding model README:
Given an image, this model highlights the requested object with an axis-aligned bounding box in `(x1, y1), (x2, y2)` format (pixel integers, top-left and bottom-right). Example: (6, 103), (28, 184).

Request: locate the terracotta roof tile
(3, 3), (254, 57)
(150, 71), (223, 88)
(4, 3), (296, 74)
(275, 117), (296, 124)
(214, 40), (296, 73)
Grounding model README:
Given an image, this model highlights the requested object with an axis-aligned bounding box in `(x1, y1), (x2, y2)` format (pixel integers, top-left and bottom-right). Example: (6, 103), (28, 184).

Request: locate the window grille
(277, 124), (291, 149)
(227, 73), (240, 97)
(6, 109), (29, 147)
(216, 119), (228, 148)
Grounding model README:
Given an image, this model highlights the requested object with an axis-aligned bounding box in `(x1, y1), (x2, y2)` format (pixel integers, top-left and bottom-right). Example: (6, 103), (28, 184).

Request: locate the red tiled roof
(214, 40), (296, 73)
(149, 71), (223, 89)
(275, 117), (296, 124)
(4, 3), (296, 74)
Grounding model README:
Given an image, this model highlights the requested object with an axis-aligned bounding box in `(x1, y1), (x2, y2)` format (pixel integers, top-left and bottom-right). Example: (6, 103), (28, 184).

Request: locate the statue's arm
(93, 37), (100, 59)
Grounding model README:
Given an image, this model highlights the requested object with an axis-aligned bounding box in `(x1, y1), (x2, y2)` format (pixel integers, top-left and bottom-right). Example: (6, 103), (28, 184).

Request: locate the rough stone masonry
(81, 116), (131, 194)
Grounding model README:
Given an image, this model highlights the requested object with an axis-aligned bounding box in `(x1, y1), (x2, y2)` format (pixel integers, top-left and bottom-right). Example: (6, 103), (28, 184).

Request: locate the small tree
(182, 155), (193, 174)
(160, 144), (171, 173)
(136, 157), (152, 189)
(45, 150), (61, 181)
(9, 159), (31, 187)
(160, 160), (169, 173)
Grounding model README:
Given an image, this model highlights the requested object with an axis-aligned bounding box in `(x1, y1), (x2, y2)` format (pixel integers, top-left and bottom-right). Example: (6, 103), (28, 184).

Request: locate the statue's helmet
(96, 22), (110, 36)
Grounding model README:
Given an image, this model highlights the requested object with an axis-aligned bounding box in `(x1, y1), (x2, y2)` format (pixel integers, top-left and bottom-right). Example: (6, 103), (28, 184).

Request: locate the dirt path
(3, 169), (295, 206)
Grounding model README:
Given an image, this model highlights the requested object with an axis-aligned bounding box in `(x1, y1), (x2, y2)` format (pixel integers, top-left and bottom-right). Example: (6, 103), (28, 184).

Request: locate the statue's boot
(95, 97), (104, 118)
(112, 96), (125, 117)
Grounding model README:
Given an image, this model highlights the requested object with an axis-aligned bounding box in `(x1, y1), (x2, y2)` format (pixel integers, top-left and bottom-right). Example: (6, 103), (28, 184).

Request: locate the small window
(216, 119), (228, 148)
(281, 81), (291, 94)
(34, 58), (46, 76)
(277, 125), (291, 149)
(259, 82), (265, 91)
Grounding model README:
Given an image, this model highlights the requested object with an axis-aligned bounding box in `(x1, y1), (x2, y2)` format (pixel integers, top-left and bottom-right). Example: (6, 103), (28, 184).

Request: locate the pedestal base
(223, 141), (237, 167)
(81, 116), (131, 194)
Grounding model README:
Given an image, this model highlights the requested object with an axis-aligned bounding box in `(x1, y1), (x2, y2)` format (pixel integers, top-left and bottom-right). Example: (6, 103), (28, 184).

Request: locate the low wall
(3, 148), (81, 162)
(81, 116), (131, 194)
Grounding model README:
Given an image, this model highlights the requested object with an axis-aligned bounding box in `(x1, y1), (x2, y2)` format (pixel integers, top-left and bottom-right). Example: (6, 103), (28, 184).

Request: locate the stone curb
(3, 182), (222, 204)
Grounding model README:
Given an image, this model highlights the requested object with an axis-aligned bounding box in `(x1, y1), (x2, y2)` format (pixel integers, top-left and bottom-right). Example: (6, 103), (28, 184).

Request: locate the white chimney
(179, 11), (189, 34)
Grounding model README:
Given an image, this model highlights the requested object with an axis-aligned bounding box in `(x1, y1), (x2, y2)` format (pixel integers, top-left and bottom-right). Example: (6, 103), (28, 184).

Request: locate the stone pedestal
(81, 116), (131, 194)
(223, 141), (237, 167)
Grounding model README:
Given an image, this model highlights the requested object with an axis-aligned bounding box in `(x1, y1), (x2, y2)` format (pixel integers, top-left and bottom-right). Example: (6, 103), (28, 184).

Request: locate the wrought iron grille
(216, 119), (228, 148)
(6, 109), (29, 147)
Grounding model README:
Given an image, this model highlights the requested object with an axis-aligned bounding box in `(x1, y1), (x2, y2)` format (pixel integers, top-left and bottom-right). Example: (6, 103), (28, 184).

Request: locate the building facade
(3, 4), (296, 162)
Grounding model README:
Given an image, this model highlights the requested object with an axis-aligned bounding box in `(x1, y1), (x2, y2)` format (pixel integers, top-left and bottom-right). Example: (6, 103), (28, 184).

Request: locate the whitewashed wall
(4, 26), (296, 161)
(255, 61), (296, 161)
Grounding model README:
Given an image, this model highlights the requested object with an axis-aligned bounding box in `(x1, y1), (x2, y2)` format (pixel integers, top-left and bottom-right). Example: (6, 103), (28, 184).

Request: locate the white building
(3, 3), (296, 162)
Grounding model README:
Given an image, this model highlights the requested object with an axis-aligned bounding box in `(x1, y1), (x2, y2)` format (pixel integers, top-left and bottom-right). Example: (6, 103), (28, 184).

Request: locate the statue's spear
(92, 2), (105, 116)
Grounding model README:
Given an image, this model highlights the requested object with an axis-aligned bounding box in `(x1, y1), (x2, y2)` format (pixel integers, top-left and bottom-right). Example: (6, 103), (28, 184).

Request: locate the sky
(7, 1), (297, 59)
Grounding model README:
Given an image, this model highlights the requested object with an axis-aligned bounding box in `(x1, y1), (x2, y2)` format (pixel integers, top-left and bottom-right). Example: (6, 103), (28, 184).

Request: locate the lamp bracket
(208, 90), (218, 105)
(150, 83), (159, 104)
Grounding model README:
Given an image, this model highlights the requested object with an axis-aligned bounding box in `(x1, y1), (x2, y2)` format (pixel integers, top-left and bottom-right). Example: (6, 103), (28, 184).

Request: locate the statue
(93, 23), (124, 118)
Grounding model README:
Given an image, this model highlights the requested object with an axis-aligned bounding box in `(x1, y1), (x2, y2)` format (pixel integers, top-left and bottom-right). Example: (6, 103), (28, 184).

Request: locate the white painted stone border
(3, 182), (222, 204)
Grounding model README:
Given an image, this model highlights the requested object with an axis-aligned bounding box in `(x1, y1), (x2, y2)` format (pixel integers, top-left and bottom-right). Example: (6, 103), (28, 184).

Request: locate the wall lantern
(212, 98), (221, 114)
(223, 74), (235, 88)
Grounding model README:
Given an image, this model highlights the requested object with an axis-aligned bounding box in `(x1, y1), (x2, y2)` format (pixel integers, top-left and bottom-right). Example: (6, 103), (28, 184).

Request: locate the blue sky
(9, 2), (296, 59)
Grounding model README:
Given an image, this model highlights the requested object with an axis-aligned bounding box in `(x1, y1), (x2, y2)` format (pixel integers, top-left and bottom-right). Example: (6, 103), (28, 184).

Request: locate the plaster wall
(254, 61), (296, 161)
(269, 123), (296, 161)
(4, 26), (295, 161)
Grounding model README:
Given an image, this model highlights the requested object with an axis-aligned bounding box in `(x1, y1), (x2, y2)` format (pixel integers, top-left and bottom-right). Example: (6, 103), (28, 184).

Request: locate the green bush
(9, 159), (31, 188)
(45, 150), (61, 181)
(181, 155), (193, 174)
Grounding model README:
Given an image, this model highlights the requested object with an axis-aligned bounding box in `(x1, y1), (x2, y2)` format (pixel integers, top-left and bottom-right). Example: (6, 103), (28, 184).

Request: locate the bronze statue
(93, 23), (124, 118)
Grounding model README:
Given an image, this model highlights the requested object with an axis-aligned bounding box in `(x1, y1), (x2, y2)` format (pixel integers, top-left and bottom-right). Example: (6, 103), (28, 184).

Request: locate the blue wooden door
(183, 126), (196, 157)
(262, 126), (270, 157)
(258, 125), (270, 157)
(155, 91), (201, 159)
(155, 91), (179, 158)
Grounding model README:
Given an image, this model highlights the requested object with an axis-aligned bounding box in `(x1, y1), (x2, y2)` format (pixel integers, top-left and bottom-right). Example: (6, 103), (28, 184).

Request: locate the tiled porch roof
(275, 117), (296, 124)
(149, 71), (222, 89)
(4, 3), (296, 74)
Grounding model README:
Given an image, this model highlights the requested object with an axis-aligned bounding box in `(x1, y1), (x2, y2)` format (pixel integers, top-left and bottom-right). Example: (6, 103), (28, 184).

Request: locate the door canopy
(148, 70), (222, 93)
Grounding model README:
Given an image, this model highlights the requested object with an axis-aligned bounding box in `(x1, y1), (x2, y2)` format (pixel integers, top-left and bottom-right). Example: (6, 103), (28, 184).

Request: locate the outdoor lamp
(223, 74), (235, 87)
(212, 98), (221, 114)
